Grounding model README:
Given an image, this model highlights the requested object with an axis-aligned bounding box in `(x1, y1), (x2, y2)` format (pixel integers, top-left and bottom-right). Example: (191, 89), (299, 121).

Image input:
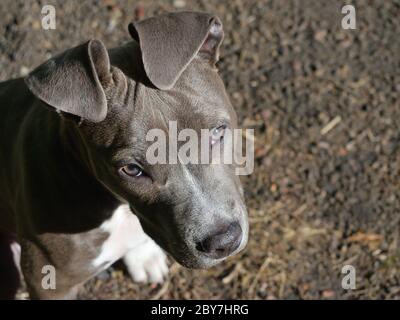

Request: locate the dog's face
(85, 58), (249, 268)
(25, 12), (248, 268)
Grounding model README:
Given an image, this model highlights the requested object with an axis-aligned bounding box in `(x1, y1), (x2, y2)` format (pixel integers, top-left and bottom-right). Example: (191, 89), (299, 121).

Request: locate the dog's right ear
(25, 40), (111, 123)
(128, 11), (223, 90)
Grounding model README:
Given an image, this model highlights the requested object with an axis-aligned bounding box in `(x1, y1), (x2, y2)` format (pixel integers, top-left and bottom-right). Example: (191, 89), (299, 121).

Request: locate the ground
(0, 0), (399, 299)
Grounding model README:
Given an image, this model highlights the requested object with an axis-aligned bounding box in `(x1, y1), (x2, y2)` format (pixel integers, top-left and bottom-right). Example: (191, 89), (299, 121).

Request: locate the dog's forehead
(140, 59), (233, 130)
(175, 58), (231, 112)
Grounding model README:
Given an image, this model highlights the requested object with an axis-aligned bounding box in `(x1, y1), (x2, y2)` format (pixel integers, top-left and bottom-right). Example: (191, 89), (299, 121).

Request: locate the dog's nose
(196, 222), (242, 259)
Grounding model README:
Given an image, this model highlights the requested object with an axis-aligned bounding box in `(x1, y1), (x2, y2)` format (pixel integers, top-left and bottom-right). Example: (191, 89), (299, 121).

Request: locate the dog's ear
(128, 11), (224, 90)
(25, 40), (111, 123)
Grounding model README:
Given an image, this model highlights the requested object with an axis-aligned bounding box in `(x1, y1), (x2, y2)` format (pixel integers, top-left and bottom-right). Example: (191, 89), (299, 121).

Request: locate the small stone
(173, 0), (186, 8)
(322, 290), (335, 298)
(314, 30), (327, 42)
(134, 4), (145, 21)
(20, 66), (30, 76)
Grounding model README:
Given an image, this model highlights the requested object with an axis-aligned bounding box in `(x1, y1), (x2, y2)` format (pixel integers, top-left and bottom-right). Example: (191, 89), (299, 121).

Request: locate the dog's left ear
(25, 40), (111, 123)
(128, 11), (224, 90)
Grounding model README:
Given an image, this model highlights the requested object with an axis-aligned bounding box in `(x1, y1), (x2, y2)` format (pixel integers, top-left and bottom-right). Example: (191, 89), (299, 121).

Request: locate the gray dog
(0, 11), (248, 299)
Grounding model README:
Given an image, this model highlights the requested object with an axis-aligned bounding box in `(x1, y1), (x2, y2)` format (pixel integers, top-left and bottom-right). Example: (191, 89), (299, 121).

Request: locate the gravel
(1, 0), (399, 299)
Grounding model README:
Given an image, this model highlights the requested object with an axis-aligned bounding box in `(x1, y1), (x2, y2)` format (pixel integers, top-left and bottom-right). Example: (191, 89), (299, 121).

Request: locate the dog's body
(0, 77), (168, 299)
(0, 11), (248, 299)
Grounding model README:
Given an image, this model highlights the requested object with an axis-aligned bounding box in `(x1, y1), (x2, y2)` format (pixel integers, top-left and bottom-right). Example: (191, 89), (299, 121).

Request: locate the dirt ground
(1, 0), (399, 299)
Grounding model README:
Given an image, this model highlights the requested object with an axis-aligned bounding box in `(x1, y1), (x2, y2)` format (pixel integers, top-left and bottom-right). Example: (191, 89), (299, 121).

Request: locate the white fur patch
(92, 205), (147, 268)
(10, 241), (21, 273)
(92, 204), (169, 283)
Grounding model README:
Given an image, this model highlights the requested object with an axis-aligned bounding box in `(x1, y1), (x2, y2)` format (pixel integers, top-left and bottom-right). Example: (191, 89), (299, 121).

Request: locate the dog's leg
(123, 236), (169, 284)
(120, 208), (168, 284)
(20, 237), (84, 300)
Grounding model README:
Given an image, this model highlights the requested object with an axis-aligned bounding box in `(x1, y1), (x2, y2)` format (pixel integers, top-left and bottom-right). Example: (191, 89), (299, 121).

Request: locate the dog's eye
(120, 164), (143, 177)
(211, 125), (226, 146)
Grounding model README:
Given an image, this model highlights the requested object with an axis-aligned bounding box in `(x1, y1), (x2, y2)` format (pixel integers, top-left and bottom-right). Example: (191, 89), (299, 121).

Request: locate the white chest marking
(92, 204), (146, 268)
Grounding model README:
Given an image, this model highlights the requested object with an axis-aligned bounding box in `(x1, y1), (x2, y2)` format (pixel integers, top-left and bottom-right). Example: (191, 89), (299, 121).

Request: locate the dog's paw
(123, 239), (168, 284)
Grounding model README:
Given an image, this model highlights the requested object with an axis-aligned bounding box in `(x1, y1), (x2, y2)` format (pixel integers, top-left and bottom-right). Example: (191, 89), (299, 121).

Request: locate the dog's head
(25, 11), (248, 268)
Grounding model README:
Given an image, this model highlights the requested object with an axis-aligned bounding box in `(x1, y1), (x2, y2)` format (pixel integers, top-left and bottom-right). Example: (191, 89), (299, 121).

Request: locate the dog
(0, 11), (248, 299)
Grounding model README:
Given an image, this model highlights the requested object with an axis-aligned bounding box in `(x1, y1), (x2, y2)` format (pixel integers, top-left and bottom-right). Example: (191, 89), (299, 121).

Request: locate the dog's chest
(92, 205), (145, 268)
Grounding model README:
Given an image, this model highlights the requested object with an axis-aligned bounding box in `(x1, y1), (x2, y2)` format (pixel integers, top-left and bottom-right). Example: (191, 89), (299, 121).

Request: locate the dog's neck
(21, 112), (121, 235)
(59, 117), (100, 184)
